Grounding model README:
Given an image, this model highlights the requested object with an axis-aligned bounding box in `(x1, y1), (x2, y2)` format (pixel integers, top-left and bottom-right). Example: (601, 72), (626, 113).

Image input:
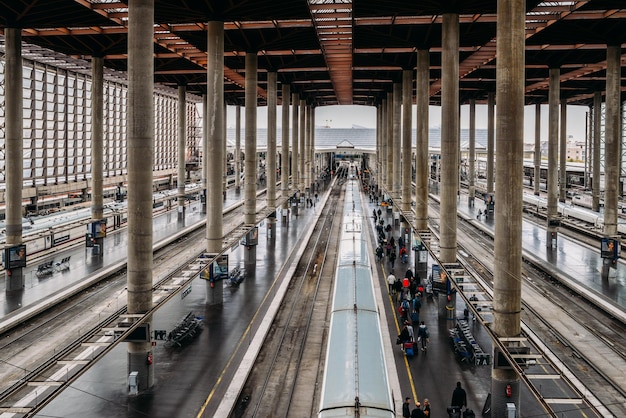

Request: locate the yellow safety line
(381, 263), (419, 404)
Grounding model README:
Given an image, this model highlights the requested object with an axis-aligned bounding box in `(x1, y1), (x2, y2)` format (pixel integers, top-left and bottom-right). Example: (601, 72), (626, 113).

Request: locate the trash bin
(128, 371), (139, 395)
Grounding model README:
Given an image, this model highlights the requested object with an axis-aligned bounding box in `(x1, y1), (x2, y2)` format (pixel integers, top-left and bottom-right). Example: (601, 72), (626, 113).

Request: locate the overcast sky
(227, 103), (590, 143)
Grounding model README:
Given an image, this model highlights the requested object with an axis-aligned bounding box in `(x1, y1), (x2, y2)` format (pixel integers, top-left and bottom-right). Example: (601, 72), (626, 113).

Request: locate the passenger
(400, 298), (411, 322)
(404, 268), (414, 280)
(385, 241), (392, 256)
(412, 292), (422, 313)
(398, 324), (410, 346)
(423, 399), (431, 417)
(450, 381), (467, 410)
(376, 245), (384, 262)
(417, 321), (429, 351)
(399, 246), (408, 263)
(387, 270), (396, 294)
(389, 250), (396, 269)
(402, 397), (412, 418)
(405, 320), (414, 343)
(411, 401), (425, 418)
(377, 208), (382, 218)
(393, 277), (403, 302)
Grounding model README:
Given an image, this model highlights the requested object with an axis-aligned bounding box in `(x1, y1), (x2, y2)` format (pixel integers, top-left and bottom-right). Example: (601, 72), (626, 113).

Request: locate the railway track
(233, 181), (345, 418)
(429, 206), (626, 417)
(0, 206), (247, 414)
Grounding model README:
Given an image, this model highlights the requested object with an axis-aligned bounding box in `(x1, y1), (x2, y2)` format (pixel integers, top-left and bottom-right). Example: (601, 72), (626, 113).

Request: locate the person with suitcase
(450, 381), (467, 415)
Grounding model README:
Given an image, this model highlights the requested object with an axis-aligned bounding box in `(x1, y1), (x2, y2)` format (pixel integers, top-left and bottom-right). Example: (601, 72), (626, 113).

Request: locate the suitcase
(403, 342), (414, 356)
(463, 409), (475, 418)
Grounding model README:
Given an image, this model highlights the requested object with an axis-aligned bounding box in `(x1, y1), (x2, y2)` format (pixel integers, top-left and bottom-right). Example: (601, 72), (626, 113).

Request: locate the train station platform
(0, 190), (242, 318)
(27, 187), (324, 417)
(3, 178), (623, 417)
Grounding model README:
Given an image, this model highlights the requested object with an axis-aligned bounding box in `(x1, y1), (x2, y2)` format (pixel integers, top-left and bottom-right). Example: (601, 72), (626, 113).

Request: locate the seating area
(166, 311), (203, 348)
(54, 256), (71, 272)
(449, 319), (490, 366)
(35, 261), (54, 278)
(35, 256), (71, 278)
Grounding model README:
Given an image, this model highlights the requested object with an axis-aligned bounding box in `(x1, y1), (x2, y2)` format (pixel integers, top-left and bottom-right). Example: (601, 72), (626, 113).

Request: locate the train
(522, 192), (626, 235)
(318, 173), (395, 418)
(0, 183), (203, 264)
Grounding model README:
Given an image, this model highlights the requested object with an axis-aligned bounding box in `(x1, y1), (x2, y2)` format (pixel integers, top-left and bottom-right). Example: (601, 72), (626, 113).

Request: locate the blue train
(318, 175), (395, 418)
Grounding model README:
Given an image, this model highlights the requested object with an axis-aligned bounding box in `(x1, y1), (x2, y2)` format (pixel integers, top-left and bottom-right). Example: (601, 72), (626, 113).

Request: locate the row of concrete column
(371, 7), (623, 417)
(3, 12), (322, 394)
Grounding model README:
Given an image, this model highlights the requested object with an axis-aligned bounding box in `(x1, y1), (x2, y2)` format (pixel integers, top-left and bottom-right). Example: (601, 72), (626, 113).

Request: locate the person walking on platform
(405, 320), (414, 343)
(387, 270), (396, 294)
(451, 381), (467, 410)
(399, 245), (408, 263)
(389, 250), (396, 269)
(417, 321), (429, 351)
(393, 277), (403, 302)
(402, 397), (412, 418)
(377, 208), (382, 218)
(376, 245), (384, 262)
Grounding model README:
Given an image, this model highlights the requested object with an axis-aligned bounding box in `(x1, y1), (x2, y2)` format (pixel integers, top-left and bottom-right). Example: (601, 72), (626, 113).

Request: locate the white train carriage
(319, 178), (395, 418)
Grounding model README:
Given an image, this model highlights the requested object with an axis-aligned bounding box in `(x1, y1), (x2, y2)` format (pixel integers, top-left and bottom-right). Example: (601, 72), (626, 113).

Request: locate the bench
(35, 261), (54, 277)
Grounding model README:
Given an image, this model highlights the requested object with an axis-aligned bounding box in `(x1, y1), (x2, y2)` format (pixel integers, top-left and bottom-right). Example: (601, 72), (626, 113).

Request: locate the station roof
(0, 1), (624, 108)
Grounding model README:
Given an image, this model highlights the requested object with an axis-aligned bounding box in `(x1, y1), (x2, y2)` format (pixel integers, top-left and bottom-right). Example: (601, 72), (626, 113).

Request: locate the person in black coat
(402, 397), (412, 418)
(451, 381), (467, 409)
(411, 401), (424, 418)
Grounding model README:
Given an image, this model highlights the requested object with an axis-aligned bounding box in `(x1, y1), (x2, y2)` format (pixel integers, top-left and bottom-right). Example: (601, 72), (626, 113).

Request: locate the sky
(227, 103), (591, 143)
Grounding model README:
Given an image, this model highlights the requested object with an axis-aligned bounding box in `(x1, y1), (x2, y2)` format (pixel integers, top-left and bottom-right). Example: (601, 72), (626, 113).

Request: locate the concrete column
(492, 0), (525, 413)
(440, 13), (459, 263)
(91, 57), (104, 222)
(603, 45), (621, 240)
(386, 92), (394, 193)
(127, 0), (154, 391)
(292, 91), (299, 189)
(533, 103), (541, 195)
(177, 85), (187, 220)
(235, 105), (242, 192)
(592, 91), (602, 211)
(376, 105), (382, 188)
(393, 83), (402, 202)
(468, 98), (476, 206)
(381, 98), (387, 188)
(281, 84), (291, 200)
(201, 94), (208, 214)
(487, 91), (495, 193)
(415, 50), (430, 231)
(267, 72), (277, 212)
(299, 99), (306, 191)
(206, 21), (225, 260)
(245, 52), (258, 225)
(546, 68), (560, 247)
(303, 104), (310, 192)
(4, 27), (24, 291)
(559, 98), (567, 202)
(402, 70), (412, 212)
(310, 106), (316, 188)
(223, 102), (228, 200)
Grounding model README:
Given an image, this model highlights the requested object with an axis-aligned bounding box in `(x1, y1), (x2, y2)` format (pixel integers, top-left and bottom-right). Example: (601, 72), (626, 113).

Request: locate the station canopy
(0, 1), (625, 107)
